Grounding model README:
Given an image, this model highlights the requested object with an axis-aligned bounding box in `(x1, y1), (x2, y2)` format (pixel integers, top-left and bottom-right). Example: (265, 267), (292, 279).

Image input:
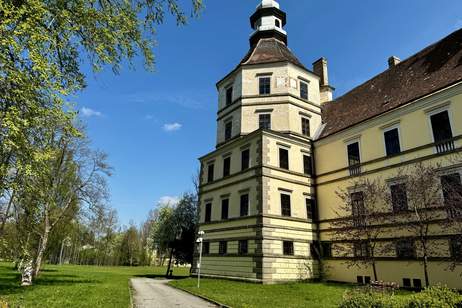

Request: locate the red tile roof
(319, 28), (462, 139)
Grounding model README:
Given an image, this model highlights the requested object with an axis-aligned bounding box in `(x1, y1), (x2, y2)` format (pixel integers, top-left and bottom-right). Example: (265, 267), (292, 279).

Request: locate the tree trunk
(59, 239), (65, 265)
(423, 254), (430, 287)
(165, 248), (174, 277)
(34, 226), (50, 277)
(372, 260), (378, 281)
(0, 190), (15, 238)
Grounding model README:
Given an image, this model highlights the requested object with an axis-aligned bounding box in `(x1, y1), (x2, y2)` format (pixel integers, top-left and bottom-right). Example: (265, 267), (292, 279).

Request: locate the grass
(169, 278), (354, 308)
(0, 262), (189, 308)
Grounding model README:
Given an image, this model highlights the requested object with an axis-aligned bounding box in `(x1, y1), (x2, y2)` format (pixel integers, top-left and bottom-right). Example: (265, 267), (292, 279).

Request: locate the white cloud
(158, 196), (180, 206)
(81, 107), (102, 118)
(162, 122), (182, 132)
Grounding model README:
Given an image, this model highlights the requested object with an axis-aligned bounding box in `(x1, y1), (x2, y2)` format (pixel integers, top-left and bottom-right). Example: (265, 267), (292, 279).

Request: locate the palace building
(193, 0), (462, 288)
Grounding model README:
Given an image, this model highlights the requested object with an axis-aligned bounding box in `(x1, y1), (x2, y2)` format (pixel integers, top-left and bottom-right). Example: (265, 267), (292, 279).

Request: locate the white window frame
(425, 103), (454, 153)
(344, 137), (362, 169)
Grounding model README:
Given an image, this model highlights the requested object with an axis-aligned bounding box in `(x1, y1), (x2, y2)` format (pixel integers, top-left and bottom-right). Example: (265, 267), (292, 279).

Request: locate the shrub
(407, 285), (462, 308)
(339, 289), (402, 308)
(339, 285), (462, 308)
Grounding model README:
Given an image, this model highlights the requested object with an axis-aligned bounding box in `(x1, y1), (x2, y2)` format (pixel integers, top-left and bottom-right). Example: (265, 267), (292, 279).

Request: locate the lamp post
(196, 230), (205, 288)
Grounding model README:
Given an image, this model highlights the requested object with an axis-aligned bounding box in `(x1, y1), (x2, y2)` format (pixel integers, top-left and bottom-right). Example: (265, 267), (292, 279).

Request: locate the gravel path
(130, 278), (217, 308)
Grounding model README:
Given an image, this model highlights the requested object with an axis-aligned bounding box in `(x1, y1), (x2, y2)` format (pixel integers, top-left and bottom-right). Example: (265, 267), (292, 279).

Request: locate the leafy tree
(332, 177), (391, 281)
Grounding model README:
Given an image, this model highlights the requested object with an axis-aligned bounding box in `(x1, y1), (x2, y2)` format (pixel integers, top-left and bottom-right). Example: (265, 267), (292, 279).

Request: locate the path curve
(130, 278), (217, 308)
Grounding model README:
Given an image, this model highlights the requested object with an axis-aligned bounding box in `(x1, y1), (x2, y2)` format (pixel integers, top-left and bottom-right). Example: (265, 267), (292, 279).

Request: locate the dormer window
(259, 77), (271, 95)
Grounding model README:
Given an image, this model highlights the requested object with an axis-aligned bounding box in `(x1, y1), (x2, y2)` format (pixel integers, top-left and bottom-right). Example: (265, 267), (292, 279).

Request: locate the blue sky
(75, 0), (462, 226)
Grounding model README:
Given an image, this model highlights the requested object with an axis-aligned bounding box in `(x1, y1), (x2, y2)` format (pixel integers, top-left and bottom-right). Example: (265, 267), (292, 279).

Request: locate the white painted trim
(344, 137), (362, 169)
(381, 123), (402, 156)
(425, 103), (455, 154)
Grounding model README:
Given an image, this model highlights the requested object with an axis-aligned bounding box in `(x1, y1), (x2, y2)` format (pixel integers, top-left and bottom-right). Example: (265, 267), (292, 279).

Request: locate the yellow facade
(194, 0), (462, 288)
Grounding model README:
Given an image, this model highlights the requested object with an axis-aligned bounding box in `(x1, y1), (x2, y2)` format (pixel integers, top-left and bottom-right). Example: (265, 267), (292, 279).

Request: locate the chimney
(388, 56), (401, 68)
(313, 57), (335, 103)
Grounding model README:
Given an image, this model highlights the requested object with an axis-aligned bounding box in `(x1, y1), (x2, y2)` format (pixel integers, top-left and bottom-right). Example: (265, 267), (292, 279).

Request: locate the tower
(195, 0), (329, 283)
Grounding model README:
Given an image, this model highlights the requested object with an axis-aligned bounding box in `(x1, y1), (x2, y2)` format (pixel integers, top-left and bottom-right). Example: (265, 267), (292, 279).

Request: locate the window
(351, 192), (365, 227)
(347, 142), (361, 175)
(207, 164), (214, 183)
(306, 198), (316, 221)
(224, 121), (232, 141)
(364, 276), (371, 284)
(219, 241), (227, 255)
(204, 203), (212, 223)
(301, 117), (310, 137)
(283, 241), (294, 256)
(310, 241), (320, 259)
(226, 87), (233, 106)
(384, 128), (401, 156)
(259, 77), (271, 95)
(413, 279), (422, 289)
(430, 110), (454, 153)
(279, 148), (289, 170)
(221, 199), (229, 220)
(441, 173), (462, 218)
(238, 240), (248, 255)
(403, 278), (411, 288)
(354, 241), (370, 258)
(450, 236), (462, 261)
(357, 276), (364, 284)
(275, 19), (281, 28)
(259, 113), (271, 130)
(303, 155), (313, 176)
(241, 149), (250, 171)
(203, 242), (210, 255)
(321, 242), (332, 258)
(396, 239), (415, 259)
(223, 157), (231, 177)
(390, 183), (408, 212)
(281, 194), (291, 217)
(240, 194), (249, 217)
(300, 81), (308, 100)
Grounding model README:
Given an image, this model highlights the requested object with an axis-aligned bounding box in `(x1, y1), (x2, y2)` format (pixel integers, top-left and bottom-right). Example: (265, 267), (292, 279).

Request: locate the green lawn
(0, 262), (189, 308)
(169, 278), (353, 308)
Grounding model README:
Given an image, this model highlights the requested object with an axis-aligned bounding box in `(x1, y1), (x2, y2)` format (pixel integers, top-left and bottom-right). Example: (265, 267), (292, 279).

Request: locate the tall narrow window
(259, 113), (271, 130)
(219, 241), (227, 255)
(396, 239), (415, 259)
(354, 241), (370, 257)
(223, 157), (231, 177)
(300, 81), (308, 100)
(241, 149), (250, 171)
(207, 164), (214, 183)
(279, 148), (289, 170)
(390, 183), (408, 212)
(221, 199), (229, 220)
(238, 240), (248, 255)
(283, 241), (294, 256)
(321, 242), (332, 258)
(450, 236), (462, 261)
(226, 87), (233, 106)
(430, 110), (454, 153)
(205, 203), (212, 223)
(347, 142), (361, 175)
(303, 155), (313, 176)
(384, 128), (401, 156)
(306, 198), (316, 221)
(224, 121), (232, 141)
(301, 117), (310, 137)
(259, 77), (271, 95)
(441, 173), (462, 218)
(203, 241), (210, 255)
(351, 192), (365, 227)
(281, 193), (291, 217)
(240, 194), (249, 217)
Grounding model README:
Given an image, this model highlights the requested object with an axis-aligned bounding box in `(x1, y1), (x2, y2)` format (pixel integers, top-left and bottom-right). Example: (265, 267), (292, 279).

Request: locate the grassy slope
(0, 262), (189, 308)
(169, 278), (353, 308)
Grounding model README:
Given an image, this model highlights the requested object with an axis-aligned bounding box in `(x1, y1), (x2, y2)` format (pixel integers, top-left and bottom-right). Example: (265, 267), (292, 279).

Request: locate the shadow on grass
(134, 274), (189, 280)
